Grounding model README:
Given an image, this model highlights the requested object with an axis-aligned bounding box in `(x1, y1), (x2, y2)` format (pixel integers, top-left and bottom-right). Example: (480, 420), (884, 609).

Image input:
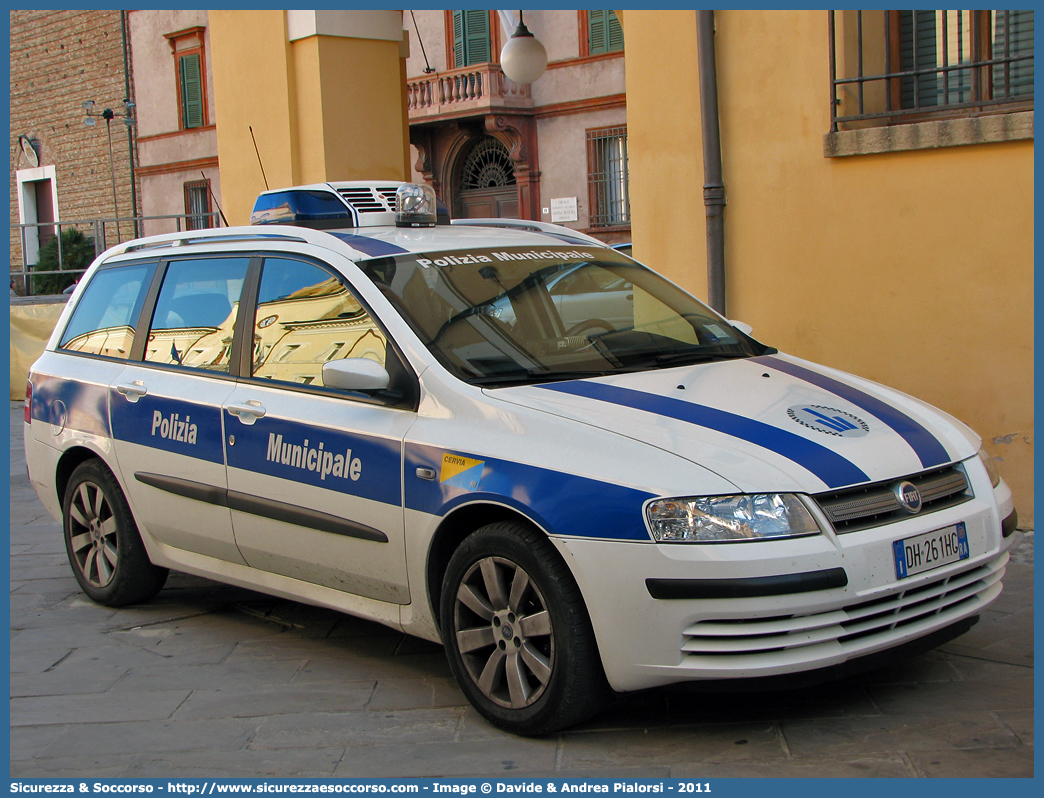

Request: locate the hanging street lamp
(500, 10), (547, 85)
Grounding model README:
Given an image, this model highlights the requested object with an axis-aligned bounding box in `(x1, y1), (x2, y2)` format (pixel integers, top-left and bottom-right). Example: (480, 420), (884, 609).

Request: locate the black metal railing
(11, 211), (224, 297)
(829, 10), (1034, 132)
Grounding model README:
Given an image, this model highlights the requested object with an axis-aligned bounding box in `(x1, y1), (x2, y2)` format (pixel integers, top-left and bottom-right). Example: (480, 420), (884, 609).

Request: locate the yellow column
(209, 10), (410, 225)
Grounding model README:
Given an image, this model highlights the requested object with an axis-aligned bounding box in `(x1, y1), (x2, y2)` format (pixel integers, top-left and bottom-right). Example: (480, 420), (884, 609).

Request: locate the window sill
(823, 110), (1033, 158)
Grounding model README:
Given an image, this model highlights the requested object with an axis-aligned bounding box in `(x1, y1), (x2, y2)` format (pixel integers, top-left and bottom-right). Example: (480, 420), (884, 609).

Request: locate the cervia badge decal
(788, 405), (870, 438)
(441, 453), (485, 492)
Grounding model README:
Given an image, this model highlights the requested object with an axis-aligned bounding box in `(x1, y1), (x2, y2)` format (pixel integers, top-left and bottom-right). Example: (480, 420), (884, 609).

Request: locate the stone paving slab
(865, 672), (1033, 715)
(997, 708), (1034, 745)
(123, 748), (347, 779)
(10, 754), (140, 779)
(331, 737), (560, 778)
(35, 717), (261, 760)
(11, 689), (192, 726)
(174, 683), (378, 721)
(558, 723), (787, 769)
(8, 405), (1035, 778)
(905, 745), (1036, 778)
(673, 757), (916, 778)
(782, 711), (1021, 756)
(250, 708), (467, 749)
(9, 724), (72, 762)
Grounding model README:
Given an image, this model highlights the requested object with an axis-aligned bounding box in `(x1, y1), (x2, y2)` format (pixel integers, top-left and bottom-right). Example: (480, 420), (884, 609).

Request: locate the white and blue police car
(24, 181), (1018, 735)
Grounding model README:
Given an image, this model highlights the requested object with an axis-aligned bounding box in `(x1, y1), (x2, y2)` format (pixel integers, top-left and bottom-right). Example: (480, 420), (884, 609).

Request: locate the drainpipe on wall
(120, 10), (139, 238)
(696, 10), (726, 315)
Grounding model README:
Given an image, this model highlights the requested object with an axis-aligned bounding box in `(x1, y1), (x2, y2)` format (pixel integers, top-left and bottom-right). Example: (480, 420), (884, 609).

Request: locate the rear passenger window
(251, 258), (387, 387)
(144, 257), (250, 372)
(59, 263), (156, 358)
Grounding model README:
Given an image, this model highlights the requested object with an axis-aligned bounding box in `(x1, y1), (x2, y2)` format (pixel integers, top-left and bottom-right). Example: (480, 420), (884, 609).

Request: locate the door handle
(227, 401), (266, 425)
(115, 382), (147, 403)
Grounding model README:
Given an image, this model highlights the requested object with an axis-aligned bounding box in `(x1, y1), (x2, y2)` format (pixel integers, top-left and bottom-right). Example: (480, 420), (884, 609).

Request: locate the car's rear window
(59, 263), (156, 358)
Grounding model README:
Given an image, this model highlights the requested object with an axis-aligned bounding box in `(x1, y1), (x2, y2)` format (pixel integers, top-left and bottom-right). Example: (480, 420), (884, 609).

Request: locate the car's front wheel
(440, 520), (609, 736)
(62, 459), (168, 606)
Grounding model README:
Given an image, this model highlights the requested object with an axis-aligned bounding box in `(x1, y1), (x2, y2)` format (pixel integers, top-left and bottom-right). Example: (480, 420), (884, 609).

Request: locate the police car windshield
(360, 246), (761, 386)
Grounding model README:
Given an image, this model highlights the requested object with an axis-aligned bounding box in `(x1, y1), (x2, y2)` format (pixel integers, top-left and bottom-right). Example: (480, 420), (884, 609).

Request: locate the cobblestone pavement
(9, 405), (1034, 778)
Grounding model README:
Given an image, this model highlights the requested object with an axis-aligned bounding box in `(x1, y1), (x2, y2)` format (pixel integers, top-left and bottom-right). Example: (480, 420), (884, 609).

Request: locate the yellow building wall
(209, 11), (410, 226)
(209, 11), (298, 225)
(621, 10), (1034, 522)
(620, 11), (708, 299)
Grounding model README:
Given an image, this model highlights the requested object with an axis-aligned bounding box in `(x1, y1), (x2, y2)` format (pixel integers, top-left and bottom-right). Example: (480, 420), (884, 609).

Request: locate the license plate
(893, 522), (969, 579)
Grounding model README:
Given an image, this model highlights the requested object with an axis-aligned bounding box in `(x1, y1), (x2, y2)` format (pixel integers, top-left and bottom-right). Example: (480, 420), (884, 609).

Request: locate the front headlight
(977, 446), (1001, 488)
(646, 494), (822, 543)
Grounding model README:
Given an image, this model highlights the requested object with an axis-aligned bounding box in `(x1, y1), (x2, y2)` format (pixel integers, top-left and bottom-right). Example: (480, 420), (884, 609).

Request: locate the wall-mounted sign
(550, 197), (578, 223)
(18, 135), (39, 168)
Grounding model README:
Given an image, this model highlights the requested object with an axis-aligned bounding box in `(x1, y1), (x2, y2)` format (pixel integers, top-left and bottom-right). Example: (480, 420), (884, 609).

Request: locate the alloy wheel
(67, 480), (119, 588)
(453, 556), (554, 709)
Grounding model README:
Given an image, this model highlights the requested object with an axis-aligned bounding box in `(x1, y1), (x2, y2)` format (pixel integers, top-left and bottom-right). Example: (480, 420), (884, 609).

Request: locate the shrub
(31, 228), (96, 295)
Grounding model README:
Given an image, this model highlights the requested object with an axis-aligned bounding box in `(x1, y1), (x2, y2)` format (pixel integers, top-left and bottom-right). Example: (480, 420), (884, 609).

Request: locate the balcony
(407, 63), (532, 122)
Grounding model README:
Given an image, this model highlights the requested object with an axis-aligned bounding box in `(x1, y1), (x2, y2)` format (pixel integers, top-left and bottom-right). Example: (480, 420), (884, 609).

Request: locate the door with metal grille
(456, 137), (518, 219)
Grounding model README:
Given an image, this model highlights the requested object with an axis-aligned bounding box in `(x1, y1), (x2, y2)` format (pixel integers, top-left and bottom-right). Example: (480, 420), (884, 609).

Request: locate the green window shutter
(466, 10), (490, 64)
(179, 53), (204, 129)
(899, 10), (941, 108)
(993, 9), (1034, 99)
(589, 10), (623, 55)
(452, 11), (465, 68)
(453, 10), (490, 67)
(607, 11), (624, 52)
(589, 10), (608, 54)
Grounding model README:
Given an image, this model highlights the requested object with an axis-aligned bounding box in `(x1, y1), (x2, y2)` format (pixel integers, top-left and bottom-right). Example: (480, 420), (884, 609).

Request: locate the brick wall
(10, 10), (140, 283)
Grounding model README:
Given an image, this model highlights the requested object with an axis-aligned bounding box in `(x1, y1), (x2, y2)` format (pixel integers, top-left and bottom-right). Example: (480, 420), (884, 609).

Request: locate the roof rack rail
(450, 218), (608, 247)
(121, 232), (311, 253)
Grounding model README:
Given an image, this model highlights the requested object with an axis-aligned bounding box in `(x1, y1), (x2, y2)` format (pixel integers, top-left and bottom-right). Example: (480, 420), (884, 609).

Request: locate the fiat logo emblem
(894, 481), (923, 514)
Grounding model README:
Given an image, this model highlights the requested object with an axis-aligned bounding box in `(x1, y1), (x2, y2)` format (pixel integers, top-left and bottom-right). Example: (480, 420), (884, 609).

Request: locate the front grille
(814, 464), (972, 533)
(680, 555), (1004, 660)
(337, 187), (400, 213)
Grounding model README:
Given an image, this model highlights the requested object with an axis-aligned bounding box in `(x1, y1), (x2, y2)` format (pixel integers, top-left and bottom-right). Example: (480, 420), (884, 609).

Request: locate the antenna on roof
(249, 126), (269, 191)
(201, 171), (229, 227)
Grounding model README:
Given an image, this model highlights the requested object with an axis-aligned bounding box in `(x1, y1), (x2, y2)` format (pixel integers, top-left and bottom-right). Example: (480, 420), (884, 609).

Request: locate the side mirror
(729, 319), (754, 337)
(322, 358), (390, 392)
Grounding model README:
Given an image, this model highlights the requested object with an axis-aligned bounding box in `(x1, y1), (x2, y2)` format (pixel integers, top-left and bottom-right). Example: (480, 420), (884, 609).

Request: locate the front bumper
(555, 481), (1014, 694)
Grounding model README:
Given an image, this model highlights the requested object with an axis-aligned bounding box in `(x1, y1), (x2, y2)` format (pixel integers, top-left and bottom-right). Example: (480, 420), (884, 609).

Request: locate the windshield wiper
(469, 369), (616, 387)
(469, 351), (750, 386)
(651, 349), (752, 366)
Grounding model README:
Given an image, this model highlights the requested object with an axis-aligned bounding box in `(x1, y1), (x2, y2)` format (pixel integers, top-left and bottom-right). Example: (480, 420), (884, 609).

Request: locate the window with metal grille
(452, 10), (492, 68)
(587, 10), (624, 55)
(829, 10), (1033, 130)
(586, 127), (630, 228)
(184, 180), (212, 231)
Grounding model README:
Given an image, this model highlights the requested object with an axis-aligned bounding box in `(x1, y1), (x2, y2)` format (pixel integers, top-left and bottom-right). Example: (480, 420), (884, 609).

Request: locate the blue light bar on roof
(250, 189), (356, 228)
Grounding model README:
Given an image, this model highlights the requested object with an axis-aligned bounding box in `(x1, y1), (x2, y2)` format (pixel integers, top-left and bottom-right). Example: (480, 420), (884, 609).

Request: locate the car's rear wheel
(62, 459), (168, 606)
(440, 520), (609, 736)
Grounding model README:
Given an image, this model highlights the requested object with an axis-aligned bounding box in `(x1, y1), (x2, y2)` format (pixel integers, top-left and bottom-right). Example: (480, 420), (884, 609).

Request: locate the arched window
(459, 137), (516, 191)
